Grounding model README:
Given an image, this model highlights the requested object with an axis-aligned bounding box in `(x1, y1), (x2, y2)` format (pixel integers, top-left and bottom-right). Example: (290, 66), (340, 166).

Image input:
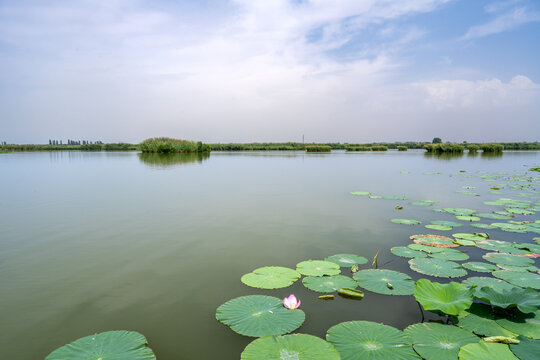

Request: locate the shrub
(467, 145), (479, 152)
(481, 143), (504, 152)
(80, 144), (103, 151)
(424, 143), (464, 153)
(103, 143), (137, 151)
(305, 145), (331, 152)
(139, 137), (209, 153)
(345, 146), (371, 151)
(371, 145), (388, 151)
(397, 146), (407, 151)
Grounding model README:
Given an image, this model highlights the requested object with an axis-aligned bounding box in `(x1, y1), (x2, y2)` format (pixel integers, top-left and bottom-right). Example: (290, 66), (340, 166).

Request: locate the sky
(0, 0), (539, 144)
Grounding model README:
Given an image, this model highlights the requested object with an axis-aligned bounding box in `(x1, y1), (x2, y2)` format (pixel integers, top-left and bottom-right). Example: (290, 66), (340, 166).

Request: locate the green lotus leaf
(370, 195), (383, 199)
(496, 310), (540, 339)
(409, 258), (467, 278)
(458, 342), (519, 360)
(391, 246), (428, 258)
(477, 213), (512, 220)
(454, 239), (477, 246)
(455, 303), (518, 337)
(483, 253), (535, 267)
(414, 279), (473, 315)
(474, 286), (540, 314)
(407, 244), (446, 253)
(476, 240), (530, 255)
(216, 295), (305, 337)
(453, 233), (486, 242)
(430, 220), (463, 228)
(337, 288), (364, 300)
(296, 260), (341, 276)
(353, 269), (414, 295)
(425, 224), (452, 231)
(325, 254), (368, 267)
(45, 331), (156, 360)
(470, 223), (498, 230)
(497, 264), (539, 272)
(241, 266), (301, 289)
(241, 334), (341, 360)
(462, 262), (499, 273)
(456, 215), (481, 221)
(326, 320), (420, 360)
(410, 200), (437, 206)
(443, 208), (477, 216)
(493, 271), (540, 289)
(509, 336), (540, 360)
(428, 248), (469, 261)
(404, 323), (478, 360)
(411, 234), (457, 247)
(505, 208), (535, 215)
(391, 218), (421, 225)
(302, 275), (357, 293)
(514, 242), (540, 254)
(382, 195), (408, 200)
(462, 276), (515, 294)
(350, 191), (370, 196)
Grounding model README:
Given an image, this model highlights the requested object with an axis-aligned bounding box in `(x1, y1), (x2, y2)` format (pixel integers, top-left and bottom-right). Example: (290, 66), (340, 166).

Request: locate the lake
(0, 150), (538, 359)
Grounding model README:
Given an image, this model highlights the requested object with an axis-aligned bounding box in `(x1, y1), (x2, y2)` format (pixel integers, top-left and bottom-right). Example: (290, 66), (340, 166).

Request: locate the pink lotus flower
(283, 294), (301, 309)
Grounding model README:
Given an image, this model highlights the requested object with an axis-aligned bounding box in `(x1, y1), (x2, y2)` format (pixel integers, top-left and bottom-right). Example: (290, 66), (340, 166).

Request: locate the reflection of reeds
(306, 145), (331, 152)
(138, 152), (210, 168)
(424, 152), (464, 161)
(480, 151), (503, 159)
(139, 137), (210, 153)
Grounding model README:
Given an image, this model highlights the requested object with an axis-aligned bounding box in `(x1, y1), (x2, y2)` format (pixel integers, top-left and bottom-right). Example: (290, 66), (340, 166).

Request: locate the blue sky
(0, 0), (539, 143)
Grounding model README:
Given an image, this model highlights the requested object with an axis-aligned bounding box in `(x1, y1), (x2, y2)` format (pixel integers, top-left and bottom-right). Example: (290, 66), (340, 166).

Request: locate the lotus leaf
(410, 200), (437, 206)
(493, 271), (540, 289)
(455, 303), (518, 337)
(404, 323), (478, 360)
(216, 295), (305, 337)
(428, 248), (469, 261)
(462, 276), (515, 294)
(383, 195), (408, 200)
(241, 266), (301, 289)
(45, 331), (156, 360)
(411, 234), (457, 248)
(453, 233), (486, 242)
(477, 213), (512, 220)
(456, 215), (481, 221)
(351, 191), (370, 196)
(302, 275), (357, 293)
(443, 208), (477, 216)
(241, 334), (341, 360)
(462, 262), (499, 273)
(474, 286), (540, 314)
(497, 264), (539, 272)
(337, 288), (365, 300)
(353, 269), (414, 295)
(458, 342), (518, 360)
(509, 336), (540, 360)
(325, 254), (368, 267)
(470, 223), (498, 230)
(497, 310), (540, 339)
(425, 224), (452, 231)
(414, 279), (473, 315)
(407, 244), (446, 253)
(391, 246), (428, 258)
(409, 258), (467, 278)
(483, 253), (534, 267)
(476, 240), (530, 255)
(326, 320), (420, 360)
(296, 260), (341, 277)
(392, 218), (421, 225)
(430, 220), (463, 228)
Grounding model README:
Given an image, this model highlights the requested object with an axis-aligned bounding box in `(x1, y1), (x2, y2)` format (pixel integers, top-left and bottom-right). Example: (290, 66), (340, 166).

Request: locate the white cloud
(463, 7), (540, 39)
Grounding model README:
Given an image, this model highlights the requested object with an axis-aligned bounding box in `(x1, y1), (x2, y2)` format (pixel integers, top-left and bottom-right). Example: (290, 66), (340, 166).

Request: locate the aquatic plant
(283, 294), (301, 309)
(241, 334), (340, 359)
(481, 143), (504, 152)
(468, 144), (480, 152)
(371, 145), (388, 151)
(139, 137), (210, 153)
(424, 143), (465, 153)
(345, 146), (371, 151)
(414, 279), (474, 315)
(305, 145), (331, 152)
(397, 145), (408, 151)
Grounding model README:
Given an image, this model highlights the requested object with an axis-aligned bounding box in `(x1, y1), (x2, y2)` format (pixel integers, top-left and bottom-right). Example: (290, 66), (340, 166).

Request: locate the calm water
(0, 150), (538, 359)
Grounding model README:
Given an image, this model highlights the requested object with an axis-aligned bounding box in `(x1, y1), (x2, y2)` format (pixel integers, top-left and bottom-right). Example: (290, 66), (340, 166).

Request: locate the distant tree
(432, 137), (442, 144)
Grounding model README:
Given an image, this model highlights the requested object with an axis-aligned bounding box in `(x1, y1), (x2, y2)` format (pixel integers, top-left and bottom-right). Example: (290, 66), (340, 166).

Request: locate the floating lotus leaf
(497, 310), (540, 339)
(430, 220), (463, 228)
(410, 200), (437, 206)
(505, 208), (535, 215)
(216, 295), (305, 337)
(241, 334), (341, 360)
(483, 253), (535, 267)
(458, 342), (518, 360)
(409, 258), (467, 278)
(453, 233), (486, 242)
(509, 336), (540, 360)
(302, 275), (357, 293)
(296, 260), (341, 276)
(474, 286), (540, 314)
(514, 242), (540, 254)
(391, 246), (428, 258)
(391, 218), (421, 225)
(454, 239), (476, 246)
(493, 271), (540, 289)
(325, 254), (368, 267)
(455, 303), (518, 337)
(462, 262), (499, 273)
(425, 224), (452, 231)
(45, 331), (156, 360)
(403, 323), (478, 360)
(383, 195), (408, 200)
(462, 276), (515, 294)
(476, 240), (530, 255)
(414, 279), (473, 315)
(410, 234), (458, 248)
(428, 248), (469, 261)
(477, 213), (512, 220)
(337, 288), (364, 300)
(471, 223), (498, 230)
(241, 266), (301, 289)
(497, 264), (539, 272)
(456, 215), (481, 221)
(369, 195), (383, 199)
(353, 269), (414, 295)
(350, 191), (370, 196)
(443, 208), (477, 216)
(326, 320), (420, 360)
(407, 244), (446, 253)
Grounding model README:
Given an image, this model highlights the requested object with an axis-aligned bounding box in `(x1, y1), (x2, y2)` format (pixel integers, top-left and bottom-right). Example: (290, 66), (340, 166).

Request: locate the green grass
(345, 146), (371, 151)
(139, 137), (210, 153)
(397, 146), (407, 151)
(424, 143), (465, 153)
(467, 145), (479, 152)
(480, 143), (504, 152)
(371, 145), (388, 151)
(305, 145), (331, 152)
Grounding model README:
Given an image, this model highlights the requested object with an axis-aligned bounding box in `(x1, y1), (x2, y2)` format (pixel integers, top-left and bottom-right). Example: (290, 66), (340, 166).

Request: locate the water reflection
(481, 152), (504, 159)
(138, 152), (209, 168)
(423, 152), (464, 161)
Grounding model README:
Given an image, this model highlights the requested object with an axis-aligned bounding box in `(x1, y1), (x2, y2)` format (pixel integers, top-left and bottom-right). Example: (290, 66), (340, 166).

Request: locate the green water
(0, 150), (538, 359)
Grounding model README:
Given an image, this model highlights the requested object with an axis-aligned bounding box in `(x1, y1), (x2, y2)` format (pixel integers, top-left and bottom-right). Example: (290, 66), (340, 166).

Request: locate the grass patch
(424, 143), (465, 153)
(467, 145), (479, 152)
(139, 137), (210, 153)
(371, 145), (388, 151)
(306, 145), (331, 152)
(397, 146), (407, 151)
(346, 146), (371, 151)
(480, 143), (504, 152)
